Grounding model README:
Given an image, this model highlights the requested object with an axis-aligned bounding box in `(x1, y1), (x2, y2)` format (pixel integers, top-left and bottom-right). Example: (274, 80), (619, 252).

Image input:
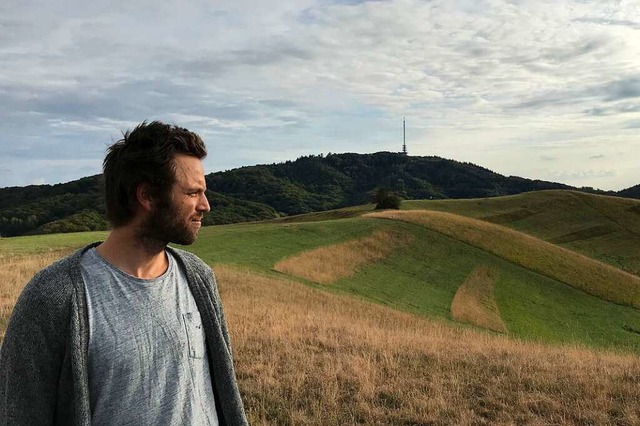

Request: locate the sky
(1, 0), (639, 191)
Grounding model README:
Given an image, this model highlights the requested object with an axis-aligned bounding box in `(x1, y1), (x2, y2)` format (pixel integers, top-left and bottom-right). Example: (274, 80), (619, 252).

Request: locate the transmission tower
(402, 117), (408, 155)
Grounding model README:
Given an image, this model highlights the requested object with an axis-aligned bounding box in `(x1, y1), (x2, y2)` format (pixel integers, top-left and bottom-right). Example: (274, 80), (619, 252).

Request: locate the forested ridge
(619, 184), (640, 199)
(0, 152), (635, 237)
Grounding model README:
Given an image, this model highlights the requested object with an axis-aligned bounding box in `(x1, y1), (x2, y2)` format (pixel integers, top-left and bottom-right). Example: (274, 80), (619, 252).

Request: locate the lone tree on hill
(373, 187), (402, 210)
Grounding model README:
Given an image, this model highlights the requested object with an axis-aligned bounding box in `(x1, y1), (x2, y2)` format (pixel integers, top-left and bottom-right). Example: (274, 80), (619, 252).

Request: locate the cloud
(584, 102), (640, 116)
(604, 78), (640, 102)
(625, 119), (640, 129)
(168, 42), (315, 81)
(540, 36), (611, 63)
(0, 158), (101, 188)
(574, 17), (640, 30)
(589, 154), (605, 160)
(511, 77), (640, 112)
(547, 169), (617, 181)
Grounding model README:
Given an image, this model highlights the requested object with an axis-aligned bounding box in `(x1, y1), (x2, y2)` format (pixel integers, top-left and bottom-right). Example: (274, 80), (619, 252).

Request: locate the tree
(373, 187), (402, 210)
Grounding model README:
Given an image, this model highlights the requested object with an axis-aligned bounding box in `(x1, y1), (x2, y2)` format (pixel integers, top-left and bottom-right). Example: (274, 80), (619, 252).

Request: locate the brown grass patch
(366, 210), (640, 308)
(450, 265), (507, 333)
(0, 250), (72, 339)
(273, 229), (412, 284)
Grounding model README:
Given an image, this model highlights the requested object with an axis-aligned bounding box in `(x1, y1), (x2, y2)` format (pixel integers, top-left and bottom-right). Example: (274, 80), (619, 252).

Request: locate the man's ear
(135, 182), (154, 212)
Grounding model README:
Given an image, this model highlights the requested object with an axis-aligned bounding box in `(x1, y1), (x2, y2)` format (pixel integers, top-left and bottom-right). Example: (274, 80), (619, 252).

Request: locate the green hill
(367, 209), (640, 308)
(403, 190), (640, 275)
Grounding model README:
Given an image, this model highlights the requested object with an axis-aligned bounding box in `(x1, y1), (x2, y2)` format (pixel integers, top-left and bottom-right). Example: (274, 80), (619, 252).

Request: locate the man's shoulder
(19, 243), (99, 308)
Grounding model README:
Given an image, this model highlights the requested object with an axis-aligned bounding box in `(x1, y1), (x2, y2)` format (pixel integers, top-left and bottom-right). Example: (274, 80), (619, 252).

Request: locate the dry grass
(366, 210), (640, 308)
(450, 265), (507, 333)
(273, 230), (412, 284)
(2, 252), (639, 424)
(217, 266), (640, 425)
(0, 250), (72, 339)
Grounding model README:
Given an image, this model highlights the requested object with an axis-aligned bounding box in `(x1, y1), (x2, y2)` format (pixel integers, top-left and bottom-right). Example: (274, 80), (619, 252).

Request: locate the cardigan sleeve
(207, 267), (234, 357)
(0, 267), (71, 425)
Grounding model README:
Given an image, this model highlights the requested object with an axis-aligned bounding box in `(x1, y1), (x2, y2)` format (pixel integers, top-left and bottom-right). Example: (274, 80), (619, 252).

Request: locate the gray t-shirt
(80, 248), (218, 425)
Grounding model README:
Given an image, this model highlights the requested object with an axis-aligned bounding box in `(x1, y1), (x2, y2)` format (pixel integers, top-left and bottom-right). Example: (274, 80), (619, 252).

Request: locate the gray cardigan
(0, 243), (248, 425)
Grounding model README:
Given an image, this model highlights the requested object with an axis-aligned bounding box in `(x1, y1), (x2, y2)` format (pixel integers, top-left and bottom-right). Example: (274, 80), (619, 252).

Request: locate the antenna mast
(402, 117), (407, 155)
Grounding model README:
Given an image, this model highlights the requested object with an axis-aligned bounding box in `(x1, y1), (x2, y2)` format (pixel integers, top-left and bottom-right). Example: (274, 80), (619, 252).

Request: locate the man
(0, 121), (247, 425)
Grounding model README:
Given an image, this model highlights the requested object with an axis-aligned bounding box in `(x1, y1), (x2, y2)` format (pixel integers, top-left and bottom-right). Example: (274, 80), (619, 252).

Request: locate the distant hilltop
(0, 152), (637, 237)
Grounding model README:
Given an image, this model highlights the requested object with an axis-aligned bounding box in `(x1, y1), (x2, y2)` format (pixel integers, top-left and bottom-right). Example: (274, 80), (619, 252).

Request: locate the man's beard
(136, 197), (200, 252)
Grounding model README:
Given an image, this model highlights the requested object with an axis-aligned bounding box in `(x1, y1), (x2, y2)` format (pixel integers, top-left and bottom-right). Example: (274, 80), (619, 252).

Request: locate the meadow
(403, 190), (640, 275)
(1, 190), (640, 424)
(366, 209), (640, 308)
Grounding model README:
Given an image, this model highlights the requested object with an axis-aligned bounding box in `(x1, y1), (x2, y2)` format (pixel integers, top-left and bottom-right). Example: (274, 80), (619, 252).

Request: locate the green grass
(262, 203), (375, 224)
(0, 231), (107, 256)
(185, 217), (396, 270)
(368, 210), (640, 308)
(324, 220), (640, 353)
(403, 190), (640, 275)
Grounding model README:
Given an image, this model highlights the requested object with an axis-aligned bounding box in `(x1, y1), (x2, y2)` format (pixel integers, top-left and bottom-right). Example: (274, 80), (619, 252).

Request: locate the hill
(619, 184), (640, 199)
(366, 209), (640, 308)
(0, 152), (569, 237)
(1, 152), (637, 237)
(403, 190), (640, 275)
(206, 152), (573, 214)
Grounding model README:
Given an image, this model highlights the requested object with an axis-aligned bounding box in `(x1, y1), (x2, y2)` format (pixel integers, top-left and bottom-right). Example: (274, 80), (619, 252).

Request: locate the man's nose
(198, 192), (210, 212)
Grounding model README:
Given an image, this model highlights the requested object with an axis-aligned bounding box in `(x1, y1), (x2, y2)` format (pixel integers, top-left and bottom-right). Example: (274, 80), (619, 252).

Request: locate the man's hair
(103, 120), (207, 227)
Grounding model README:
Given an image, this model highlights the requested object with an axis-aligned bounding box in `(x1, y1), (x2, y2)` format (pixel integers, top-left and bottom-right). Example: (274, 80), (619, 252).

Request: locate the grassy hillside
(321, 220), (640, 352)
(404, 190), (640, 275)
(0, 230), (107, 256)
(367, 210), (640, 308)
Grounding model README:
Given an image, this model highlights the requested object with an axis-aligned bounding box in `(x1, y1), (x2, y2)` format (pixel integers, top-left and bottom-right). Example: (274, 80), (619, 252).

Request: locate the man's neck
(96, 226), (169, 279)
